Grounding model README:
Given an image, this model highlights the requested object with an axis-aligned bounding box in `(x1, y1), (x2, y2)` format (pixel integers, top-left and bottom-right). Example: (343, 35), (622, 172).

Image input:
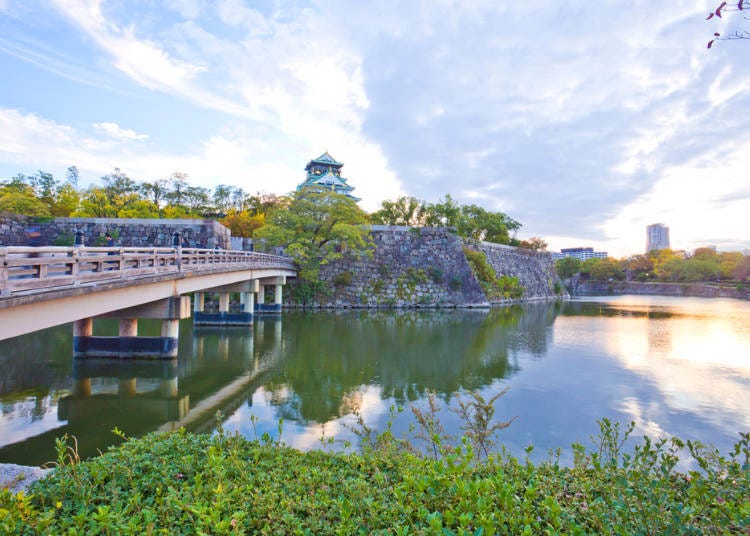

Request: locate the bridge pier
(255, 276), (285, 315)
(193, 280), (257, 326)
(73, 296), (191, 359)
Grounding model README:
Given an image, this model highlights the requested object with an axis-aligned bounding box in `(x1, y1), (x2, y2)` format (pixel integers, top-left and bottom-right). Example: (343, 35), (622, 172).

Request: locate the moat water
(1, 296), (748, 467)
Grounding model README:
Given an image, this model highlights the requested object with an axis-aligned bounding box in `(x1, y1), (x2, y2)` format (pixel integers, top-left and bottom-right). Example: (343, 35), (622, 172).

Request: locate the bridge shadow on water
(0, 304), (562, 466)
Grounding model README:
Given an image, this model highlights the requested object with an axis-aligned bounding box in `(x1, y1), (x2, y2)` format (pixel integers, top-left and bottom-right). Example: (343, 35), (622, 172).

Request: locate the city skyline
(1, 1), (749, 257)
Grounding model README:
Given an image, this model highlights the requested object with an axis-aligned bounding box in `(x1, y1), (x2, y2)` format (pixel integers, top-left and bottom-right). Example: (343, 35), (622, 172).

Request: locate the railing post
(173, 232), (182, 271)
(0, 249), (8, 296)
(71, 247), (80, 285)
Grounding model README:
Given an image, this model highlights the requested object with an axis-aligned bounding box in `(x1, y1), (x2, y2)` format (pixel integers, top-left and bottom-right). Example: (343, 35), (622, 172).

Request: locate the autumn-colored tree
(516, 237), (548, 251)
(221, 211), (265, 238)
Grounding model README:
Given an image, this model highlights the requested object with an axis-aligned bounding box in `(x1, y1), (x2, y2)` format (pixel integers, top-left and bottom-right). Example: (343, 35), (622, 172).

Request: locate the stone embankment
(304, 226), (562, 308)
(573, 279), (750, 300)
(464, 240), (561, 303)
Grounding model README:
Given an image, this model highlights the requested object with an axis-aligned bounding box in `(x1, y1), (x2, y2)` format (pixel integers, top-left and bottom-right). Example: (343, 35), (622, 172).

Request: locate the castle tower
(297, 152), (360, 201)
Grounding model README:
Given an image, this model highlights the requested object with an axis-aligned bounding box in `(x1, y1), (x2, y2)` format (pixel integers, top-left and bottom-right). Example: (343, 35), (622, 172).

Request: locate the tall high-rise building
(646, 223), (670, 252)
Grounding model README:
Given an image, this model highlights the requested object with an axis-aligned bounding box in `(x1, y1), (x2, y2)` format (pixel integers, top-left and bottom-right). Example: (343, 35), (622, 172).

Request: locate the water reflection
(0, 297), (748, 466)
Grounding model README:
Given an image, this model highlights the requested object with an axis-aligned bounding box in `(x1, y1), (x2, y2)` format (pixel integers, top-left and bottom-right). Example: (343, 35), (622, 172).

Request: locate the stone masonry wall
(1, 217), (231, 248)
(305, 226), (488, 308)
(464, 240), (563, 302)
(0, 215), (30, 246)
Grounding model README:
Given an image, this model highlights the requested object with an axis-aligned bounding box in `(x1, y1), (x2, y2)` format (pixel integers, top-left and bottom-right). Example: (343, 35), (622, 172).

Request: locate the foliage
(514, 236), (548, 251)
(580, 257), (625, 282)
(220, 210), (265, 238)
(373, 194), (522, 245)
(464, 247), (524, 299)
(255, 187), (372, 301)
(2, 418), (748, 534)
(371, 196), (429, 226)
(333, 271), (353, 287)
(555, 257), (581, 279)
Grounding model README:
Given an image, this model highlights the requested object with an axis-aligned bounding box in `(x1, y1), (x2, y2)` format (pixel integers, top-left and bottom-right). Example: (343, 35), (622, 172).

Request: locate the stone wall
(0, 215), (30, 246)
(306, 226), (488, 308)
(296, 226), (561, 308)
(3, 217), (231, 248)
(573, 280), (750, 300)
(463, 239), (563, 302)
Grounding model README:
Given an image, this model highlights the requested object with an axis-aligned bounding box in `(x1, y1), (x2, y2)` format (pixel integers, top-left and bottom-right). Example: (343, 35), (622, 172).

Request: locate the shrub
(333, 271), (353, 287)
(2, 422), (748, 534)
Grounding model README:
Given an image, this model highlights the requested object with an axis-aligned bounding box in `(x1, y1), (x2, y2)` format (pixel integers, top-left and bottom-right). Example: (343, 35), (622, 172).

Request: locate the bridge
(0, 245), (297, 356)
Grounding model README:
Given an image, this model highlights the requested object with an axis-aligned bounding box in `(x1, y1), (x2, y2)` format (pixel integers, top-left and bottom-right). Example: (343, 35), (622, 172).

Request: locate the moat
(1, 296), (748, 467)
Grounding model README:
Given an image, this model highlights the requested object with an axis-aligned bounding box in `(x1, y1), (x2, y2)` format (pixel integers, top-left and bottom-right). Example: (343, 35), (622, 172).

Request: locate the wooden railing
(0, 247), (296, 297)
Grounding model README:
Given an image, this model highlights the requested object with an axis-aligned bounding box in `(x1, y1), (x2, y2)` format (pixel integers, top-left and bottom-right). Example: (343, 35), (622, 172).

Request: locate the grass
(1, 408), (748, 535)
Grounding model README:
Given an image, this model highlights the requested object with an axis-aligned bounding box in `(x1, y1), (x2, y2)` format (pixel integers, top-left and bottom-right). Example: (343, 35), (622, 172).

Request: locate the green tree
(140, 179), (168, 211)
(371, 196), (428, 226)
(52, 183), (80, 216)
(74, 187), (118, 217)
(580, 257), (624, 282)
(555, 257), (581, 279)
(255, 187), (371, 296)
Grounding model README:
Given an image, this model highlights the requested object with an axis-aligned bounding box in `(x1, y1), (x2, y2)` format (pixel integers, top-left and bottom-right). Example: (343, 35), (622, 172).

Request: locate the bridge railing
(0, 246), (296, 297)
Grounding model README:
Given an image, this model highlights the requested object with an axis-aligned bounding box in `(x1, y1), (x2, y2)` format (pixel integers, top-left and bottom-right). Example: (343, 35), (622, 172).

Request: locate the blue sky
(1, 0), (749, 256)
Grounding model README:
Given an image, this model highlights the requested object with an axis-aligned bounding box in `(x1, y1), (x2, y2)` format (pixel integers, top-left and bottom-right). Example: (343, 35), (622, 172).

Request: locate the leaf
(706, 12), (715, 19)
(739, 0), (744, 9)
(707, 39), (714, 48)
(716, 1), (727, 17)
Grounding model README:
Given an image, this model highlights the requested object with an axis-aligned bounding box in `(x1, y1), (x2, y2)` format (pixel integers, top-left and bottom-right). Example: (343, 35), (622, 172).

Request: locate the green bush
(2, 420), (748, 535)
(333, 270), (353, 287)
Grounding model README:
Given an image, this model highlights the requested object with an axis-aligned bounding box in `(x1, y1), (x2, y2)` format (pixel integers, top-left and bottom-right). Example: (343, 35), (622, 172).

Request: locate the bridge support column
(73, 296), (190, 359)
(194, 282), (254, 326)
(193, 292), (205, 313)
(255, 276), (284, 315)
(119, 378), (137, 397)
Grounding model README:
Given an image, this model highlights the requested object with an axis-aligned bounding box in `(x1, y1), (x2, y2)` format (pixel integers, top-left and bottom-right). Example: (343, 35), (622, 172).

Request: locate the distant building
(297, 152), (360, 201)
(646, 223), (670, 252)
(555, 247), (608, 261)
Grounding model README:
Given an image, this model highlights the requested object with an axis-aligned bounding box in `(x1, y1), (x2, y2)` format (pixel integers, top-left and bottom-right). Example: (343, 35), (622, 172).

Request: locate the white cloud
(92, 121), (148, 141)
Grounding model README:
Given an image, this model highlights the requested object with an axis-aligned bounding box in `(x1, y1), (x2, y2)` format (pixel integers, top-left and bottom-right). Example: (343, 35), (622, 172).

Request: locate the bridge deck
(0, 247), (297, 340)
(0, 246), (295, 301)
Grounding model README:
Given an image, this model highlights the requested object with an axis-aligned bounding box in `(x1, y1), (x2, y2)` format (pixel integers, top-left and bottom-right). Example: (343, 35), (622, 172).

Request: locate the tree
(140, 179), (168, 210)
(212, 184), (233, 215)
(555, 257), (581, 279)
(371, 196), (428, 226)
(52, 183), (80, 216)
(623, 254), (654, 281)
(0, 182), (50, 216)
(706, 2), (750, 48)
(255, 187), (372, 297)
(456, 204), (521, 244)
(580, 257), (624, 282)
(65, 165), (79, 189)
(515, 237), (548, 251)
(221, 211), (265, 238)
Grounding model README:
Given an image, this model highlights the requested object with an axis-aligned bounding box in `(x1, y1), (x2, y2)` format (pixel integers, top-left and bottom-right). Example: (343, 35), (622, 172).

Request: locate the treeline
(0, 168), (540, 248)
(556, 248), (750, 284)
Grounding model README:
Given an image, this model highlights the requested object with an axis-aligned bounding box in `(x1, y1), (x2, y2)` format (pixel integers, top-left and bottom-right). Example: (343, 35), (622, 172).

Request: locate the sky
(1, 0), (749, 257)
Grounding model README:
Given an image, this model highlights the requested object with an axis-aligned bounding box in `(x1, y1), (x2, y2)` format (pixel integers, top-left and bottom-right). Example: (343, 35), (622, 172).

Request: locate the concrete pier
(73, 296), (191, 359)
